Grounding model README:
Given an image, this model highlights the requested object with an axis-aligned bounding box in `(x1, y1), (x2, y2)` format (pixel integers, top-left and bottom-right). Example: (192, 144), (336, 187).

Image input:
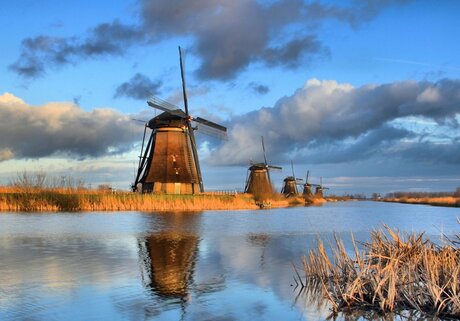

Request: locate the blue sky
(1, 0), (460, 195)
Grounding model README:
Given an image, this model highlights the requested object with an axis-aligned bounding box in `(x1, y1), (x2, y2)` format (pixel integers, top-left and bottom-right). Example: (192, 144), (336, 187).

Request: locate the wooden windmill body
(303, 170), (320, 197)
(281, 161), (303, 197)
(281, 177), (299, 197)
(245, 164), (273, 195)
(133, 47), (227, 194)
(244, 137), (281, 198)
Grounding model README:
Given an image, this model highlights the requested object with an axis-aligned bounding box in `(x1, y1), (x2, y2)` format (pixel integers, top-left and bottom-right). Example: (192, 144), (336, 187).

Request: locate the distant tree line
(328, 193), (368, 200)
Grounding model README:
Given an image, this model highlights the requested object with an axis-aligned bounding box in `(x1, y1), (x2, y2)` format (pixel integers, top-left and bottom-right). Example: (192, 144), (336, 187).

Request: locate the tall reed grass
(298, 225), (460, 319)
(0, 187), (258, 212)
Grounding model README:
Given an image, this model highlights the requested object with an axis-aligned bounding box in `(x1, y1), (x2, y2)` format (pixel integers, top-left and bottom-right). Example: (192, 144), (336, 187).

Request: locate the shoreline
(0, 189), (328, 212)
(380, 196), (460, 208)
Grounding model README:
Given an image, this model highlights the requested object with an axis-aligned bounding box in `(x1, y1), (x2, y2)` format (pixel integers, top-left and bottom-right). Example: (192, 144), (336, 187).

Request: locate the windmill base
(141, 182), (200, 194)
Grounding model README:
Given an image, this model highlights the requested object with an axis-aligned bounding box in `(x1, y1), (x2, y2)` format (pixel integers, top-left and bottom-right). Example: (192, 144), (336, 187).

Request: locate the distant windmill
(281, 161), (304, 197)
(302, 170), (320, 198)
(315, 177), (330, 198)
(133, 47), (227, 194)
(244, 136), (282, 197)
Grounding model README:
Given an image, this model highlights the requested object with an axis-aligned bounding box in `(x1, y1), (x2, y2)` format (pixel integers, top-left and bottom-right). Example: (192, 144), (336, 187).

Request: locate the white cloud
(210, 78), (460, 165)
(417, 87), (440, 103)
(0, 93), (143, 161)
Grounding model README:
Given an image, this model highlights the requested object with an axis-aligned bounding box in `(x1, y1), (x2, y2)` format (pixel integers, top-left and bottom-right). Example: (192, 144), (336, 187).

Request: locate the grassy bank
(382, 196), (460, 208)
(0, 188), (260, 212)
(297, 226), (460, 319)
(0, 189), (329, 212)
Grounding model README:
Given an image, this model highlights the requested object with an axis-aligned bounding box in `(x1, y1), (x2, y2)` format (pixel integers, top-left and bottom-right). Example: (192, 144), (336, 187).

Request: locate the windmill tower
(302, 170), (320, 198)
(244, 136), (282, 197)
(133, 47), (227, 194)
(281, 161), (303, 197)
(315, 177), (329, 198)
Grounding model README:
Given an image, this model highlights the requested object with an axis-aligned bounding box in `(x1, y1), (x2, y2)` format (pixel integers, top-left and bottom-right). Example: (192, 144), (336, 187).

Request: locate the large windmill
(244, 136), (281, 197)
(281, 161), (303, 197)
(302, 170), (320, 198)
(133, 47), (227, 194)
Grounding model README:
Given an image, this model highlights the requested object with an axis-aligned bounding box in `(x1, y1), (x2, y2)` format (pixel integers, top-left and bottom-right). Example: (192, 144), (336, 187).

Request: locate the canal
(0, 201), (458, 320)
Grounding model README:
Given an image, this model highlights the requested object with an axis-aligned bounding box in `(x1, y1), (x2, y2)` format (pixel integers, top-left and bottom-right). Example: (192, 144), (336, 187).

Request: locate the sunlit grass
(0, 171), (332, 211)
(383, 196), (460, 207)
(0, 187), (259, 212)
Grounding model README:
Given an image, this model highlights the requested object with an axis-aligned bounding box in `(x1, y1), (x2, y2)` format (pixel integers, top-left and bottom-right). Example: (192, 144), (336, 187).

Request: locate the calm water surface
(0, 201), (459, 320)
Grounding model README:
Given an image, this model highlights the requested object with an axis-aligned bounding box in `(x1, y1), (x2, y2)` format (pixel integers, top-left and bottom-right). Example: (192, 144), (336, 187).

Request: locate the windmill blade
(131, 118), (148, 124)
(267, 165), (282, 171)
(295, 178), (304, 182)
(147, 96), (185, 117)
(323, 187), (330, 190)
(194, 117), (227, 133)
(291, 160), (295, 178)
(194, 122), (228, 140)
(178, 46), (189, 116)
(306, 170), (310, 183)
(261, 136), (268, 165)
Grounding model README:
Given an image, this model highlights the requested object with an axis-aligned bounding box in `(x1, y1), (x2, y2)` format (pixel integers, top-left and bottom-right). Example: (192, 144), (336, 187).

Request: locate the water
(0, 201), (458, 320)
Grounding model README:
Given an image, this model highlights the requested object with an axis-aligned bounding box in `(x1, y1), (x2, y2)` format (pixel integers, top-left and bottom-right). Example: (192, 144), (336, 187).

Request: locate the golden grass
(298, 226), (460, 319)
(0, 187), (259, 212)
(257, 194), (327, 208)
(0, 185), (329, 212)
(383, 196), (460, 208)
(304, 195), (327, 206)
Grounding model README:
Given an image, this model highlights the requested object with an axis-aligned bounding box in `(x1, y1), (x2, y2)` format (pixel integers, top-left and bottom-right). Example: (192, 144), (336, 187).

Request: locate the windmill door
(174, 183), (181, 194)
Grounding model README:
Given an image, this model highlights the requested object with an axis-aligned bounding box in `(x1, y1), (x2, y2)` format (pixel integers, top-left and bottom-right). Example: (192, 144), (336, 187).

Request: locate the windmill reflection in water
(137, 213), (201, 302)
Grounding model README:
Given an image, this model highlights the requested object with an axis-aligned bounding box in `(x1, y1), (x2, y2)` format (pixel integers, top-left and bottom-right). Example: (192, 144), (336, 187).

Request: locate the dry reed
(383, 196), (460, 208)
(0, 187), (259, 212)
(298, 225), (460, 319)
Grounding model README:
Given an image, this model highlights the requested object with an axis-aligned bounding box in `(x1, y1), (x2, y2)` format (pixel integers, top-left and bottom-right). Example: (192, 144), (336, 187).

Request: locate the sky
(1, 0), (460, 195)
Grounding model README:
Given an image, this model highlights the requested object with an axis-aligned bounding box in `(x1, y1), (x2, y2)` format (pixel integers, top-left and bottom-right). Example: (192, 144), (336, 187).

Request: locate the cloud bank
(10, 0), (410, 80)
(0, 93), (142, 161)
(211, 78), (460, 165)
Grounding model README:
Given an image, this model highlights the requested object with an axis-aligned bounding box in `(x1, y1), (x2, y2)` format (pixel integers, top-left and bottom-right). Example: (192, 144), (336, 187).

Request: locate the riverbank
(382, 196), (460, 208)
(0, 188), (326, 212)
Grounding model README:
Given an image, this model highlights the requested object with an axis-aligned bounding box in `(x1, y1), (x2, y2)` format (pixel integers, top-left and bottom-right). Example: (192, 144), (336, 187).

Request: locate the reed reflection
(138, 212), (202, 300)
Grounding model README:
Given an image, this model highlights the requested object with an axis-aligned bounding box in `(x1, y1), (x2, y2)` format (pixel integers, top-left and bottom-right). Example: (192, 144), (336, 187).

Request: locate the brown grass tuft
(299, 226), (460, 318)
